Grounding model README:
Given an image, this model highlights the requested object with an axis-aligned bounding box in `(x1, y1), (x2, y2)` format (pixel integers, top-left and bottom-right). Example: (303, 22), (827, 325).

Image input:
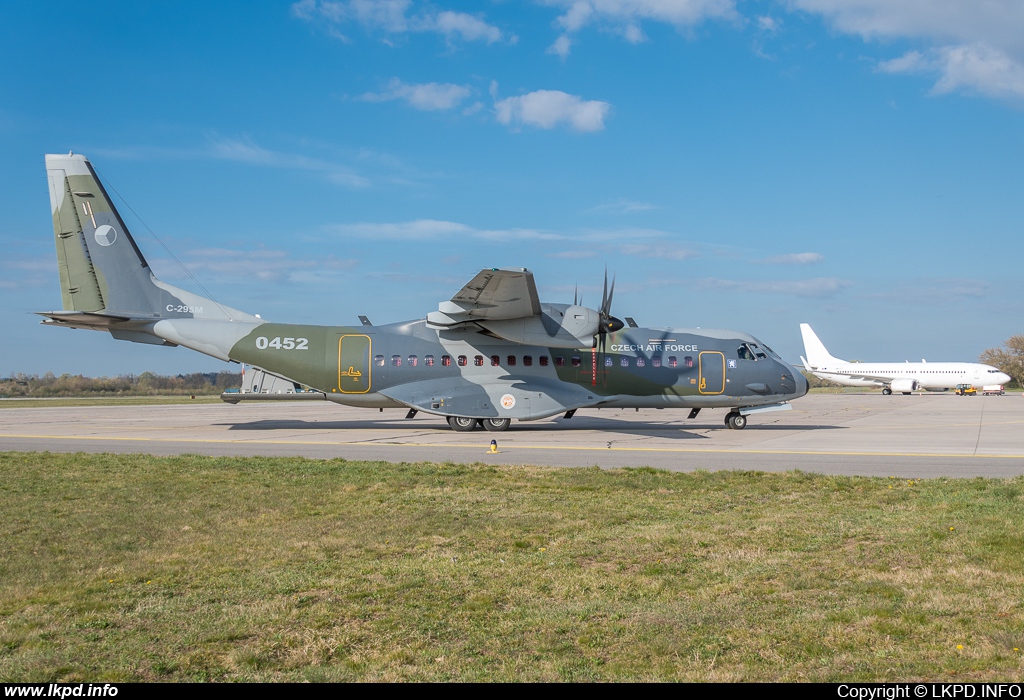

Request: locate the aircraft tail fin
(44, 153), (255, 325)
(800, 323), (844, 368)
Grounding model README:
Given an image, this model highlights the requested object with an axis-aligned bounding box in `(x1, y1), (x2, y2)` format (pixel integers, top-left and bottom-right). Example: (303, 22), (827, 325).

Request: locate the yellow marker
(488, 439), (499, 454)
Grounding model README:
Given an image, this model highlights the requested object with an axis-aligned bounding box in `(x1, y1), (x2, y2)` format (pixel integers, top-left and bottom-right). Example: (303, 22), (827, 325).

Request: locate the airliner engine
(890, 378), (919, 393)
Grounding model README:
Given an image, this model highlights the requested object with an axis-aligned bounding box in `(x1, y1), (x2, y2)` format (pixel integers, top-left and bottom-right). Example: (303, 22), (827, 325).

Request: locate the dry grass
(0, 452), (1022, 681)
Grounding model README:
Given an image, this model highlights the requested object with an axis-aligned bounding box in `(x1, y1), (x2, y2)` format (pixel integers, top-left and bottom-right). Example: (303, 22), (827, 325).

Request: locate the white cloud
(540, 0), (738, 55)
(205, 136), (371, 188)
(328, 220), (678, 242)
(329, 219), (564, 241)
(788, 0), (1024, 100)
(162, 248), (357, 285)
(291, 0), (507, 44)
(549, 250), (598, 259)
(758, 252), (824, 265)
(620, 243), (696, 260)
(757, 15), (781, 34)
(547, 34), (573, 58)
(360, 78), (471, 110)
(426, 11), (503, 43)
(696, 276), (851, 299)
(494, 89), (611, 132)
(880, 44), (1024, 98)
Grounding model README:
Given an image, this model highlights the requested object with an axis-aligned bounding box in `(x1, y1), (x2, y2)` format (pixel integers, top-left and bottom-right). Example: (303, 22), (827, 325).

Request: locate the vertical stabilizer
(44, 153), (256, 323)
(800, 323), (845, 367)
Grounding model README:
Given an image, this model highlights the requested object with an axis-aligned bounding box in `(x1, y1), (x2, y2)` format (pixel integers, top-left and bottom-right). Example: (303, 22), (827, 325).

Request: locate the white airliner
(799, 324), (1010, 395)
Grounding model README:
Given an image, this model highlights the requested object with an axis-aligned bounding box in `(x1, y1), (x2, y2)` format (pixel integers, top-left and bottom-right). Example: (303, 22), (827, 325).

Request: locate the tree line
(0, 371), (242, 398)
(980, 335), (1024, 389)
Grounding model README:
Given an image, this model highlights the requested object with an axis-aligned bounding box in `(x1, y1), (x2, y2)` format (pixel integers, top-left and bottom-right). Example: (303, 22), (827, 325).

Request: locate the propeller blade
(601, 268), (609, 315)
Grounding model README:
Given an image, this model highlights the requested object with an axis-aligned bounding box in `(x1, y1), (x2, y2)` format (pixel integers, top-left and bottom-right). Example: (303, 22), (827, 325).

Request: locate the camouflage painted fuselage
(226, 320), (806, 420)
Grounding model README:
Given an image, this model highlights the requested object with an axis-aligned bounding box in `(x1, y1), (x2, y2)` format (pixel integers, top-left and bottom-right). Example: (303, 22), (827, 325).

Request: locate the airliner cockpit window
(738, 345), (755, 361)
(750, 343), (768, 360)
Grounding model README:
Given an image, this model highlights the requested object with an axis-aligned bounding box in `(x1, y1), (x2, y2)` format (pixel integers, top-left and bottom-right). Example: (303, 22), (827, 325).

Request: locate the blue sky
(2, 0), (1023, 376)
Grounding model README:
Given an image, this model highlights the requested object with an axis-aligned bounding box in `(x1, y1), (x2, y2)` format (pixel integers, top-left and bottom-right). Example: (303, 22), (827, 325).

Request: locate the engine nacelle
(890, 378), (919, 393)
(480, 304), (600, 349)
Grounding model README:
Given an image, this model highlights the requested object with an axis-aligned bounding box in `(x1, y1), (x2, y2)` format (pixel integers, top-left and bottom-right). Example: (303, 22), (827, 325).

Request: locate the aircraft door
(698, 351), (726, 395)
(338, 334), (371, 393)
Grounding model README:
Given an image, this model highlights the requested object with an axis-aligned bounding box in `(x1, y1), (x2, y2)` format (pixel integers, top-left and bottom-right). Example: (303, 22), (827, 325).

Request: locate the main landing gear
(882, 388), (892, 395)
(446, 416), (511, 432)
(724, 412), (747, 430)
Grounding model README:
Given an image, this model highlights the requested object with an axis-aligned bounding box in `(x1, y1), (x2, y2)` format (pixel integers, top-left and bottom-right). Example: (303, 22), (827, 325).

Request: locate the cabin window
(652, 356), (662, 368)
(637, 357), (646, 367)
(621, 357), (629, 367)
(391, 355), (402, 367)
(506, 355), (517, 366)
(441, 355), (452, 367)
(474, 355), (484, 366)
(571, 356), (581, 367)
(668, 356), (677, 368)
(491, 355), (500, 366)
(605, 356), (613, 367)
(424, 355), (434, 367)
(684, 356), (694, 368)
(408, 355), (418, 367)
(457, 355), (467, 366)
(555, 356), (565, 367)
(374, 355), (385, 367)
(539, 356), (549, 367)
(523, 355), (533, 367)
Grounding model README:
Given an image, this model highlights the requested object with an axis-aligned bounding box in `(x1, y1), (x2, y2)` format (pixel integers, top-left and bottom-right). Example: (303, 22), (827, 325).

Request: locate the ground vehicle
(955, 384), (977, 396)
(982, 385), (1005, 396)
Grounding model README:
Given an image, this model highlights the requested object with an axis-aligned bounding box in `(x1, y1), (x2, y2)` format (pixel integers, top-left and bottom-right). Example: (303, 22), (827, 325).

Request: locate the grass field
(1, 452), (1022, 682)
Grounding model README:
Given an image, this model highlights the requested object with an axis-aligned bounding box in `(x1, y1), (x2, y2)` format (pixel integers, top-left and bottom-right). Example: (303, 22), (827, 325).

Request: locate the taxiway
(0, 393), (1022, 477)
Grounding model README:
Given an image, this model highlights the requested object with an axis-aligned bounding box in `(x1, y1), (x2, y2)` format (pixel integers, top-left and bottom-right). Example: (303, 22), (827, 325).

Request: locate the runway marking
(2, 433), (1024, 460)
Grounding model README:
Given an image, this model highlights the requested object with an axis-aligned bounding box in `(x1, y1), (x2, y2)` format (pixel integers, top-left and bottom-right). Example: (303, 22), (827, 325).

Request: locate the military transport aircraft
(39, 153), (809, 431)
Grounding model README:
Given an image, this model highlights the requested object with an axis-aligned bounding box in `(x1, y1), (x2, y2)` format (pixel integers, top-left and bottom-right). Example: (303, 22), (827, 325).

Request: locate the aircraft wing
(428, 268), (541, 326)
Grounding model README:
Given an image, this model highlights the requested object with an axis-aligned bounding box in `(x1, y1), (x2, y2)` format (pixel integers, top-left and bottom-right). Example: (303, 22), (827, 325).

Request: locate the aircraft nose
(999, 372), (1012, 385)
(796, 369), (809, 397)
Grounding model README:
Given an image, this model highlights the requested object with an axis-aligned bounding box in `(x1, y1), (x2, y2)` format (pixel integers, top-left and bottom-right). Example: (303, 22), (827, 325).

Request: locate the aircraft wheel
(482, 418), (511, 432)
(724, 412), (735, 427)
(882, 388), (892, 396)
(447, 416), (478, 432)
(727, 413), (747, 430)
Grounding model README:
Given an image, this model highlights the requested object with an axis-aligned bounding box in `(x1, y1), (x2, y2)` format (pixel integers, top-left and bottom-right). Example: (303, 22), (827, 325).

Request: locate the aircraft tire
(482, 418), (511, 432)
(882, 388), (892, 396)
(447, 416), (478, 432)
(727, 413), (747, 430)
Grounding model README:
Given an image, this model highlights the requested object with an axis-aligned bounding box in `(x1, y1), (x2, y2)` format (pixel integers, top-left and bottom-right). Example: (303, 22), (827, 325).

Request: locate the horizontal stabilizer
(37, 310), (133, 329)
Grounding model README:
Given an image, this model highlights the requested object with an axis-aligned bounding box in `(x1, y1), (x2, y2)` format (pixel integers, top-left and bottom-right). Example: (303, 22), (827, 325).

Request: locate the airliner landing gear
(882, 388), (892, 396)
(725, 412), (747, 430)
(481, 418), (511, 432)
(447, 416), (478, 432)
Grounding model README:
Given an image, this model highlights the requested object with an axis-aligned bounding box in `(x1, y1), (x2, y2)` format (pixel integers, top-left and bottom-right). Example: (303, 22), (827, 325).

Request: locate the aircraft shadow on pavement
(219, 415), (842, 440)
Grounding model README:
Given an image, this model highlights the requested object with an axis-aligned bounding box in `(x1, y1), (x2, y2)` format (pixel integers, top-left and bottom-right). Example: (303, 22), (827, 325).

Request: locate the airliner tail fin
(800, 323), (844, 367)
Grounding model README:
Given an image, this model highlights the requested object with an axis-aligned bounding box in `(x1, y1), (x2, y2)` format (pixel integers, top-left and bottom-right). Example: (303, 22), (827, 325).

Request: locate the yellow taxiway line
(2, 433), (1023, 460)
